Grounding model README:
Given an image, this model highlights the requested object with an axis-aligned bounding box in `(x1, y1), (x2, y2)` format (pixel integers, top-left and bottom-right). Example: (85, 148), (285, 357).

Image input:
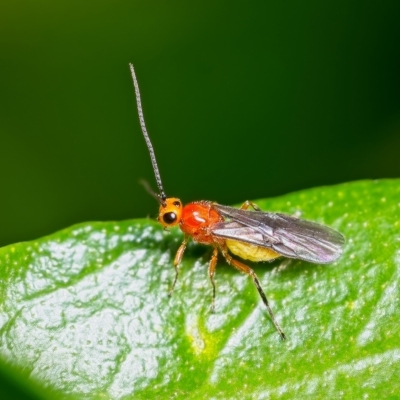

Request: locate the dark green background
(1, 0), (399, 248)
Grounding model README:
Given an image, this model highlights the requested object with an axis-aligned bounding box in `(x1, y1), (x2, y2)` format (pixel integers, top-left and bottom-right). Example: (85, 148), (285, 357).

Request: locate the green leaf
(0, 180), (399, 399)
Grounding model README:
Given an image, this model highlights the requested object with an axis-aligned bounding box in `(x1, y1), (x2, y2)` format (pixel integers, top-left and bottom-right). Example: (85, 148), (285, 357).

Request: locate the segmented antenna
(129, 63), (166, 201)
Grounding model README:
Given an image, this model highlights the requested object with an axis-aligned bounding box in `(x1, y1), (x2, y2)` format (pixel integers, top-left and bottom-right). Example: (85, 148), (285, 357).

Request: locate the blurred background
(0, 0), (399, 247)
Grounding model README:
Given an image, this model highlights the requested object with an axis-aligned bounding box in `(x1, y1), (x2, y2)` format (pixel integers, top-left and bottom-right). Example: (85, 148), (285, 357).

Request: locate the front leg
(169, 235), (189, 296)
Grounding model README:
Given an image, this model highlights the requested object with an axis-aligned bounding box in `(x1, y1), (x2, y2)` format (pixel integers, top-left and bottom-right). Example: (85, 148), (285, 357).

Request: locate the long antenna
(129, 63), (167, 201)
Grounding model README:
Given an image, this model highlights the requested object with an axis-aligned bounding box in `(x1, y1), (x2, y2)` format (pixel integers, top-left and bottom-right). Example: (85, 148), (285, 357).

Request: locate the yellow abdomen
(226, 239), (280, 262)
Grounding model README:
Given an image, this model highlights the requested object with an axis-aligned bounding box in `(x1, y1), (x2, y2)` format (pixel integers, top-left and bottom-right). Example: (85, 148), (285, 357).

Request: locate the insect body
(129, 64), (345, 340)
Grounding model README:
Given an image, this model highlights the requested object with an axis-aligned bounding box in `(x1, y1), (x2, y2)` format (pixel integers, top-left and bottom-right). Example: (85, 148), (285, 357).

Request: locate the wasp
(129, 63), (345, 340)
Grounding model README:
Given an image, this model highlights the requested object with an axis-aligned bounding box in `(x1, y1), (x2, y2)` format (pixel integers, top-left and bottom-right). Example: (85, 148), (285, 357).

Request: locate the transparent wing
(212, 204), (345, 264)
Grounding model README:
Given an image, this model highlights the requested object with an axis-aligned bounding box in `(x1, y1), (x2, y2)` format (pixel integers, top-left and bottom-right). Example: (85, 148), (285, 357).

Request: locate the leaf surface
(0, 180), (399, 399)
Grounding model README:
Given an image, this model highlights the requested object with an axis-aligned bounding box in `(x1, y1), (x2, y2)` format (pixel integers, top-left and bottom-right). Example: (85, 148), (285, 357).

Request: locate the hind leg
(220, 246), (286, 340)
(169, 235), (189, 296)
(240, 200), (261, 211)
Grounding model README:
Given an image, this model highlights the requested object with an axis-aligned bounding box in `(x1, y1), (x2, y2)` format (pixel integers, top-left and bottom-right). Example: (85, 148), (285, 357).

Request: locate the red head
(157, 197), (183, 228)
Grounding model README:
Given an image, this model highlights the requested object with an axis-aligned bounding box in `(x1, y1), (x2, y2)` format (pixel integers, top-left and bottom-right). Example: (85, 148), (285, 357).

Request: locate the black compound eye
(163, 212), (177, 224)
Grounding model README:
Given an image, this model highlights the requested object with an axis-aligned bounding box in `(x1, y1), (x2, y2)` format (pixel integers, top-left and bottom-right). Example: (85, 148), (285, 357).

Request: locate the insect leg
(170, 235), (189, 296)
(220, 246), (286, 340)
(240, 200), (261, 211)
(208, 247), (219, 313)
